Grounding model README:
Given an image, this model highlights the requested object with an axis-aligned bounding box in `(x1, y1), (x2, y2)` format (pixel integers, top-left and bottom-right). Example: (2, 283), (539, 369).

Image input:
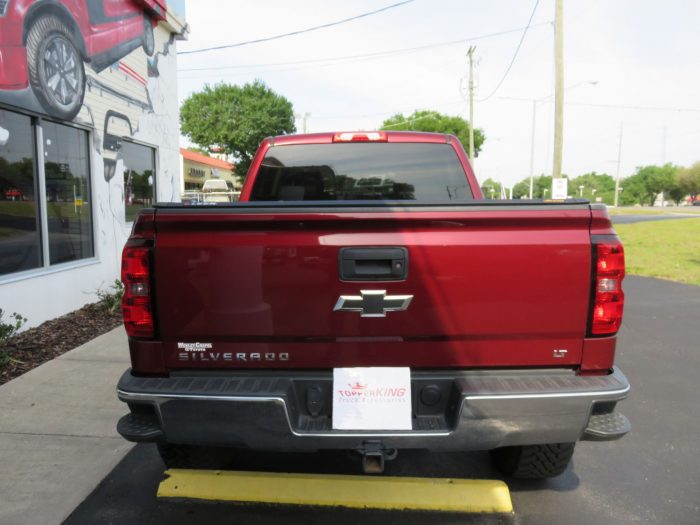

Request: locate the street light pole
(467, 46), (476, 164)
(526, 80), (596, 199)
(295, 112), (310, 133)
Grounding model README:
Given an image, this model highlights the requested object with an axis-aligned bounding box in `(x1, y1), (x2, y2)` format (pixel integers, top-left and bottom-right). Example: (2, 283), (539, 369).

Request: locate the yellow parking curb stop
(157, 469), (513, 513)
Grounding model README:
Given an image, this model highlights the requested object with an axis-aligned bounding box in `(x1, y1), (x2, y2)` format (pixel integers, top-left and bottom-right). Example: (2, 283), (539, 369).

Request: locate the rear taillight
(121, 244), (154, 338)
(590, 237), (625, 335)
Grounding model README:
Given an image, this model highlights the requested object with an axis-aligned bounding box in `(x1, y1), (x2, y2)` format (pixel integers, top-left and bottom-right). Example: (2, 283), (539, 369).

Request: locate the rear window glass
(249, 143), (473, 201)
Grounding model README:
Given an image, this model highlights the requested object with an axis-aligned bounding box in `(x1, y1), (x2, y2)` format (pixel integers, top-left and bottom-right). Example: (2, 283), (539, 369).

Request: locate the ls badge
(334, 290), (413, 318)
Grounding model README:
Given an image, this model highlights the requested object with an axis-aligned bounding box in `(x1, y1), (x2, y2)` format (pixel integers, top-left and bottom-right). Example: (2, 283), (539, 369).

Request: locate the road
(611, 213), (700, 224)
(63, 276), (700, 525)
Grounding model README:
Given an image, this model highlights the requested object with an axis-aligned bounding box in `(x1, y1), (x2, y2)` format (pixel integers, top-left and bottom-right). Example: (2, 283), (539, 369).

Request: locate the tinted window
(250, 143), (473, 201)
(0, 110), (42, 276)
(42, 121), (94, 265)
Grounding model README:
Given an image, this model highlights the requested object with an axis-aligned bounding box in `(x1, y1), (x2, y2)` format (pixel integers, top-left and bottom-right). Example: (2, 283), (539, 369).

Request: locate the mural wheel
(26, 16), (85, 121)
(142, 15), (155, 56)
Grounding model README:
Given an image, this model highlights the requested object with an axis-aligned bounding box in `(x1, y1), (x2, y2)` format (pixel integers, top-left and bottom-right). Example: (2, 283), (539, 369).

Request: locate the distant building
(208, 145), (235, 164)
(180, 148), (238, 192)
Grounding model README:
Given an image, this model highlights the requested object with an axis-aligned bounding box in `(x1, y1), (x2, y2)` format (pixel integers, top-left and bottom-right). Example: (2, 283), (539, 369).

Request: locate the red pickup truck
(116, 131), (630, 478)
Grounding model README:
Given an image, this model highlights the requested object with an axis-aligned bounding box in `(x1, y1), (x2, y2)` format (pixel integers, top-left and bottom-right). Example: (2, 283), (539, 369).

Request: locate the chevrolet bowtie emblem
(333, 290), (413, 318)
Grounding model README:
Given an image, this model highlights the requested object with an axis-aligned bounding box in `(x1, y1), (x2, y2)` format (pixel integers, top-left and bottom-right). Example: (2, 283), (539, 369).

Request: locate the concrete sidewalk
(0, 327), (133, 525)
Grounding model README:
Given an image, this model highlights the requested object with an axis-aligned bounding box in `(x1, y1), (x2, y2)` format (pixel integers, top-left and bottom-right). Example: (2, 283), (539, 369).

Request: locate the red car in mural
(0, 0), (166, 120)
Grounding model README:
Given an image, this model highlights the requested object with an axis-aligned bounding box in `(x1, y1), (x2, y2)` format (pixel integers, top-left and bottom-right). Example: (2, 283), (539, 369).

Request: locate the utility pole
(614, 121), (624, 207)
(467, 46), (476, 164)
(552, 0), (564, 178)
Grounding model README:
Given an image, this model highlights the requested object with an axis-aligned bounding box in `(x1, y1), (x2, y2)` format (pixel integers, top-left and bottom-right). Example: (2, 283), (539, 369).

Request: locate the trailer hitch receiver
(356, 441), (398, 474)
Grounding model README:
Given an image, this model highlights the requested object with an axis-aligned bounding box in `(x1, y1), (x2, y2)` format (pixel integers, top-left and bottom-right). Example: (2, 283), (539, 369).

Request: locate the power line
(381, 111), (443, 129)
(499, 97), (700, 113)
(177, 22), (553, 74)
(478, 0), (542, 102)
(311, 98), (466, 120)
(565, 101), (700, 113)
(178, 0), (415, 56)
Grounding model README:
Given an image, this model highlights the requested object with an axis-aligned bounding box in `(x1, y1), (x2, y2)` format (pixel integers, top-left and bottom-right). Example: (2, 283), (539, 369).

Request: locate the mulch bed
(0, 303), (122, 386)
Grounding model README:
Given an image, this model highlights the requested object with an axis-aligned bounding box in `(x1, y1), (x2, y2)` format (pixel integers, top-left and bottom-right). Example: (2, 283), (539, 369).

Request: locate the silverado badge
(334, 290), (413, 318)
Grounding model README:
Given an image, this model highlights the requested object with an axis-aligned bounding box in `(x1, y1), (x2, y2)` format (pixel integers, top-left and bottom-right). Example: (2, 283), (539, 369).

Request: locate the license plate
(332, 367), (412, 430)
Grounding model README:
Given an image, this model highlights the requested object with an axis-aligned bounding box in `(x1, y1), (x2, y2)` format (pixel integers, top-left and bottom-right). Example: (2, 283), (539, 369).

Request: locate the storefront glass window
(42, 120), (94, 265)
(122, 141), (155, 222)
(0, 110), (42, 276)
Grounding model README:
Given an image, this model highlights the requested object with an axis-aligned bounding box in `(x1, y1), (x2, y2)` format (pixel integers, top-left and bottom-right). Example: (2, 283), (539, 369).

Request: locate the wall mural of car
(0, 0), (166, 120)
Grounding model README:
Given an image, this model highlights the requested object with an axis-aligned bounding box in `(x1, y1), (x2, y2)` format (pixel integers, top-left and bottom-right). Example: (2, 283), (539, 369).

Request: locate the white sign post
(0, 125), (9, 147)
(332, 367), (412, 430)
(552, 178), (568, 200)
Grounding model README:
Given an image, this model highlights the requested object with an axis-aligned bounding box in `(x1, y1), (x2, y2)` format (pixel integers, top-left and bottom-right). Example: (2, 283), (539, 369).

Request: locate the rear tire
(490, 443), (575, 479)
(157, 443), (235, 469)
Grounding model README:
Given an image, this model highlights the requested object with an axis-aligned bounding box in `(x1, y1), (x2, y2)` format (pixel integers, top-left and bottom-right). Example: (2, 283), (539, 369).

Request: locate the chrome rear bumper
(117, 367), (630, 450)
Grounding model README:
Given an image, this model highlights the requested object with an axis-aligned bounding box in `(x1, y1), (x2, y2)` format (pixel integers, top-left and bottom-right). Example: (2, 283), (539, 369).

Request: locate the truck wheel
(157, 443), (234, 469)
(142, 15), (155, 56)
(490, 443), (576, 479)
(26, 16), (85, 121)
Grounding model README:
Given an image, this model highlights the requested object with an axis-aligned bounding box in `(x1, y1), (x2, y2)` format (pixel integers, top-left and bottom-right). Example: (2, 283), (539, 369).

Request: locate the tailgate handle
(339, 247), (408, 281)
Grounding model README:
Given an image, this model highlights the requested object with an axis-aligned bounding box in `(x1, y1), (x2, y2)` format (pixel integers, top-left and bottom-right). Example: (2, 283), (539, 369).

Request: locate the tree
(188, 146), (211, 156)
(512, 179), (530, 199)
(623, 164), (678, 206)
(180, 80), (296, 176)
(679, 161), (700, 202)
(379, 110), (485, 156)
(530, 175), (554, 198)
(667, 181), (685, 206)
(480, 178), (502, 199)
(618, 172), (647, 206)
(569, 171), (615, 204)
(510, 174), (558, 199)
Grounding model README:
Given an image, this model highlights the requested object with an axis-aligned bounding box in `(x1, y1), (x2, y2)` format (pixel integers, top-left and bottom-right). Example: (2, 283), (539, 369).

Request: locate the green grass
(615, 219), (700, 286)
(0, 201), (36, 217)
(126, 204), (147, 223)
(0, 227), (19, 238)
(0, 200), (88, 219)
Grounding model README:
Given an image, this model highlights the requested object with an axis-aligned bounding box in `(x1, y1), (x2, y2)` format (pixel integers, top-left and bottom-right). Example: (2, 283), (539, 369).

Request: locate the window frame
(0, 107), (99, 284)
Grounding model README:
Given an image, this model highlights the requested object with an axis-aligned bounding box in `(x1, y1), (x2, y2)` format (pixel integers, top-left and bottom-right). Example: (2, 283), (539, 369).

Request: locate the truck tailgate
(153, 204), (593, 370)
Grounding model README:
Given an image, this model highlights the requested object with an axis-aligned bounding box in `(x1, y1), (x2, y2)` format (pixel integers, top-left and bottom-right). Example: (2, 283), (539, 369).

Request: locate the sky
(176, 0), (700, 187)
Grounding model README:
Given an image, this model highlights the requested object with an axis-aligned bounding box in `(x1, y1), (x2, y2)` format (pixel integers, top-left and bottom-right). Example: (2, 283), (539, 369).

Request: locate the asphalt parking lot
(61, 275), (699, 525)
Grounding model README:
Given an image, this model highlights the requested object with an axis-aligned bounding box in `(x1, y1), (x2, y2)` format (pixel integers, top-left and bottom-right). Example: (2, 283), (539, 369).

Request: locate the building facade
(0, 0), (187, 327)
(180, 148), (237, 192)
